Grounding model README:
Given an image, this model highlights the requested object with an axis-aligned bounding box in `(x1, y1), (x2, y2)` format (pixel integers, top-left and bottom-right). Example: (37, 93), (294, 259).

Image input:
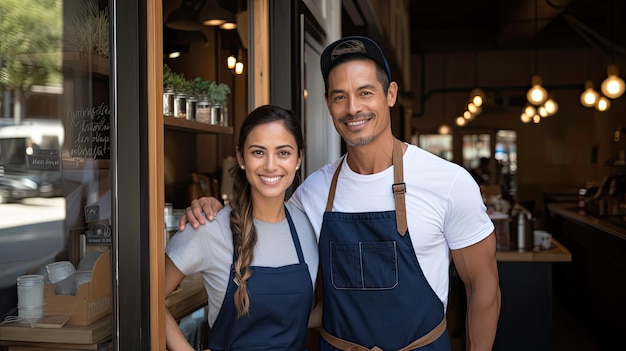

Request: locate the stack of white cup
(46, 261), (76, 295)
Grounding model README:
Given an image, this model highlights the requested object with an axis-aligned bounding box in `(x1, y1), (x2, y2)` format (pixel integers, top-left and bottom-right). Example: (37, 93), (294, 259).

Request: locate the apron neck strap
(392, 139), (408, 236)
(325, 139), (408, 236)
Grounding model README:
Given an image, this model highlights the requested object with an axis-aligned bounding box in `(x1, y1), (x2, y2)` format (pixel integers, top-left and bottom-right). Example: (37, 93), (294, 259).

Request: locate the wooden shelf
(0, 315), (111, 346)
(0, 276), (206, 348)
(164, 117), (233, 135)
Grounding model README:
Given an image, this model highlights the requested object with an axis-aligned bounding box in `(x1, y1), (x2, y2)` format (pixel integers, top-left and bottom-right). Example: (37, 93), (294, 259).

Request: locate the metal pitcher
(509, 207), (533, 252)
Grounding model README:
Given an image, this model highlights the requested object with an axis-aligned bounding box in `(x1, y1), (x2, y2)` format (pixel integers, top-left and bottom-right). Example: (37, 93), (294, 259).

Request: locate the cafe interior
(0, 0), (624, 350)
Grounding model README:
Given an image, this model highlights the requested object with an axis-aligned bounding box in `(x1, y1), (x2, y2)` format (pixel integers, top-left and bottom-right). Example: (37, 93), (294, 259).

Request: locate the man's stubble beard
(343, 135), (375, 147)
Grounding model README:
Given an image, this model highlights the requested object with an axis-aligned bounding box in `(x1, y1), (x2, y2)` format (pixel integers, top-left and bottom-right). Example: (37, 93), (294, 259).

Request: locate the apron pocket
(330, 241), (398, 290)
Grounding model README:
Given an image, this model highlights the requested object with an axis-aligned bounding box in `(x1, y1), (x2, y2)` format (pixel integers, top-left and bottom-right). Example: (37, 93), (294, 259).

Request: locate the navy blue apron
(319, 139), (449, 350)
(207, 208), (313, 350)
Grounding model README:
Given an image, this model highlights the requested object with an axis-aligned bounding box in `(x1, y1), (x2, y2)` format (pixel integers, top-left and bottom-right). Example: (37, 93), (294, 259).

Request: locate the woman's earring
(240, 165), (245, 170)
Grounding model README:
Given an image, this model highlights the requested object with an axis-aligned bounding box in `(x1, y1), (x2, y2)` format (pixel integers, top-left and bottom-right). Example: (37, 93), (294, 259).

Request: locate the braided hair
(229, 105), (304, 317)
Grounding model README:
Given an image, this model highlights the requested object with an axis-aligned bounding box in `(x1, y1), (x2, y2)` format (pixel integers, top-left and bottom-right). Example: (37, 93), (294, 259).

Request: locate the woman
(164, 105), (319, 350)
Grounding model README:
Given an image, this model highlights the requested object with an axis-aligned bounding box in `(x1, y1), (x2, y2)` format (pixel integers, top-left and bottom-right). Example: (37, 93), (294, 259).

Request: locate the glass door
(0, 0), (115, 347)
(1, 0), (153, 349)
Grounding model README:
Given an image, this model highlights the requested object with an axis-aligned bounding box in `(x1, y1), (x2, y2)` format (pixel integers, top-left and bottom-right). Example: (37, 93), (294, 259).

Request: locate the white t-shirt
(165, 202), (318, 327)
(290, 143), (494, 308)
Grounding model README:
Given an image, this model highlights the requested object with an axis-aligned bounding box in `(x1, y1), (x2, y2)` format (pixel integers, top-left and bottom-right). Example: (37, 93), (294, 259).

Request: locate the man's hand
(178, 197), (224, 231)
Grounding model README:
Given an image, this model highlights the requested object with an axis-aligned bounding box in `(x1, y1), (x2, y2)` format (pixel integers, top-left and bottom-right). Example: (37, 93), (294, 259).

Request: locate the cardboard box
(43, 251), (112, 326)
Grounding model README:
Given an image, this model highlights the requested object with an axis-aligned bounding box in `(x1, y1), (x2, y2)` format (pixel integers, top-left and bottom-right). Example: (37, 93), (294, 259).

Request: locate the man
(180, 36), (500, 350)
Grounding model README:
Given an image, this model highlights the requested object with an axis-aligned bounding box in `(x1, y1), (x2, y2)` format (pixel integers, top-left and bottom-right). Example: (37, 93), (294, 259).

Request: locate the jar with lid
(163, 87), (174, 117)
(186, 95), (197, 121)
(17, 274), (44, 320)
(196, 95), (211, 123)
(173, 92), (187, 119)
(210, 103), (223, 125)
(220, 106), (229, 127)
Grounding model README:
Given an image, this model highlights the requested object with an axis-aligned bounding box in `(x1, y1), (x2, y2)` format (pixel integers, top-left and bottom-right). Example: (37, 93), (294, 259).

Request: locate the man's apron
(207, 208), (313, 350)
(318, 139), (449, 351)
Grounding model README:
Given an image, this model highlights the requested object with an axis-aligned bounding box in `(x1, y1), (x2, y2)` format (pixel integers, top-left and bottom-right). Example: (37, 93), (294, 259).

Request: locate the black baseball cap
(320, 36), (391, 87)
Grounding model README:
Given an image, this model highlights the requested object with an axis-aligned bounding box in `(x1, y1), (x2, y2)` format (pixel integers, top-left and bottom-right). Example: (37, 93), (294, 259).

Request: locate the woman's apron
(318, 139), (449, 351)
(207, 208), (313, 350)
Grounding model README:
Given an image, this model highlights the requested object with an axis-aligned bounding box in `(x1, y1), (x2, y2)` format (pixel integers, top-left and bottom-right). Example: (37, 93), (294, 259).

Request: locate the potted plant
(193, 77), (214, 123)
(210, 83), (231, 107)
(163, 64), (177, 89)
(163, 64), (176, 116)
(209, 83), (231, 126)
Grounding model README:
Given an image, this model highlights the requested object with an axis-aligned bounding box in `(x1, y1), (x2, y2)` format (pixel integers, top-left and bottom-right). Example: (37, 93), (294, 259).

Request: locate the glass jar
(220, 106), (229, 127)
(186, 95), (197, 121)
(163, 87), (174, 117)
(173, 92), (187, 119)
(17, 274), (44, 320)
(210, 103), (223, 125)
(196, 95), (211, 123)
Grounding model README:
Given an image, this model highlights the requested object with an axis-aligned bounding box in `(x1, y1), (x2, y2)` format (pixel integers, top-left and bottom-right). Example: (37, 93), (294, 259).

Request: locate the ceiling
(408, 0), (624, 55)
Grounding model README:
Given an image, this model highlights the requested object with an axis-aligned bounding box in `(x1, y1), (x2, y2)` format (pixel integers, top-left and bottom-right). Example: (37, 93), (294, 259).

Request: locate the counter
(547, 202), (626, 238)
(545, 203), (625, 347)
(0, 276), (206, 350)
(496, 238), (571, 262)
(492, 239), (571, 351)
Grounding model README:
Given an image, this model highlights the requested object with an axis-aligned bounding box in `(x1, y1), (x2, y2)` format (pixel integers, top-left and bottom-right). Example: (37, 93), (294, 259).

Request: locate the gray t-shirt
(165, 202), (318, 327)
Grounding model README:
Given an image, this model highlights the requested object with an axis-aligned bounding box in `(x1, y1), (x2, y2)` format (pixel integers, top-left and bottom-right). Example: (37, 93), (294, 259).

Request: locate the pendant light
(235, 61), (244, 75)
(543, 96), (558, 116)
(527, 75), (548, 105)
(438, 55), (450, 135)
(526, 0), (548, 106)
(455, 116), (467, 127)
(580, 80), (599, 107)
(199, 0), (234, 27)
(596, 96), (611, 112)
(469, 52), (485, 108)
(227, 55), (237, 69)
(438, 124), (451, 135)
(600, 0), (625, 99)
(601, 64), (625, 99)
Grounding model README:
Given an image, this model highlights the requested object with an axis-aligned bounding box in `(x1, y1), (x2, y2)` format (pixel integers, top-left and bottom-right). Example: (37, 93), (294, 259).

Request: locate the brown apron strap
(318, 317), (446, 351)
(398, 318), (447, 351)
(326, 156), (344, 212)
(392, 139), (407, 236)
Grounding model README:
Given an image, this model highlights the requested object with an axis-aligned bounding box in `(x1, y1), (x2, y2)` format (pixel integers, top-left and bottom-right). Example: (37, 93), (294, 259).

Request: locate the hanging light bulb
(438, 124), (451, 135)
(467, 102), (478, 114)
(235, 61), (244, 75)
(580, 80), (599, 107)
(526, 75), (548, 105)
(455, 116), (467, 126)
(600, 64), (625, 99)
(538, 105), (549, 118)
(543, 97), (558, 115)
(227, 55), (237, 69)
(532, 114), (541, 124)
(520, 113), (532, 123)
(463, 111), (473, 120)
(523, 104), (536, 117)
(595, 96), (611, 111)
(469, 88), (485, 107)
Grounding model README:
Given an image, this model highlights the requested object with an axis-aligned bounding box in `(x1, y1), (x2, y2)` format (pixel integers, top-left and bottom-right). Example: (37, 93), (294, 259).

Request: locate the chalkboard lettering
(69, 103), (111, 159)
